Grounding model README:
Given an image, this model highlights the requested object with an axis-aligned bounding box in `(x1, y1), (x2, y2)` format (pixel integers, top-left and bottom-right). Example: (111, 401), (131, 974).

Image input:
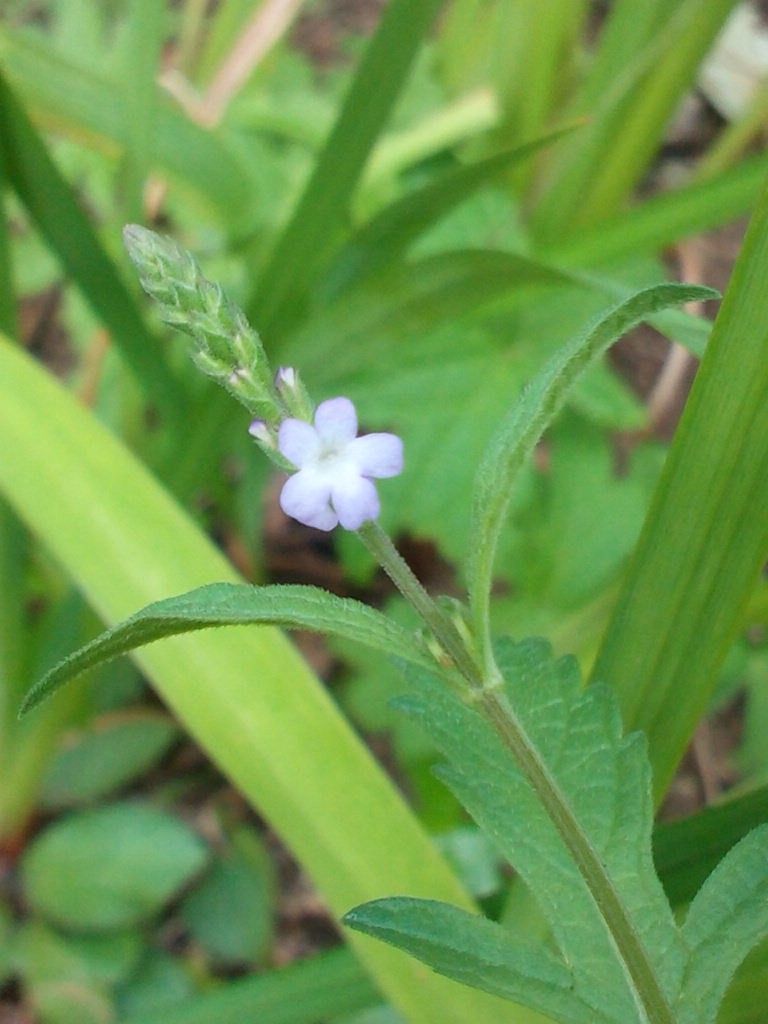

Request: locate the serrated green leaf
(467, 283), (716, 663)
(386, 638), (686, 1023)
(675, 827), (768, 1024)
(345, 897), (594, 1024)
(20, 583), (432, 715)
(22, 802), (208, 931)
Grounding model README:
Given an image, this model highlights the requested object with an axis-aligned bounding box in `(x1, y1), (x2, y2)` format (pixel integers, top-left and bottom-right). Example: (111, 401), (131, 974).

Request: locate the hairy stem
(362, 517), (676, 1024)
(356, 521), (479, 685)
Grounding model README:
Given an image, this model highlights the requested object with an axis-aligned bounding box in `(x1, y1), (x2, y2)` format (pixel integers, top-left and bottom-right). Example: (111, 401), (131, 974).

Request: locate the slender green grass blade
(0, 157), (17, 337)
(325, 123), (582, 295)
(0, 28), (255, 228)
(0, 72), (184, 417)
(593, 179), (768, 801)
(653, 785), (768, 906)
(249, 0), (444, 333)
(534, 0), (738, 236)
(123, 946), (378, 1024)
(119, 0), (165, 221)
(543, 152), (768, 269)
(0, 338), (524, 1024)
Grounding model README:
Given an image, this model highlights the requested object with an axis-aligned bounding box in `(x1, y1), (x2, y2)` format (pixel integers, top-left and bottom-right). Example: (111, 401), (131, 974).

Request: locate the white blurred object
(700, 2), (768, 119)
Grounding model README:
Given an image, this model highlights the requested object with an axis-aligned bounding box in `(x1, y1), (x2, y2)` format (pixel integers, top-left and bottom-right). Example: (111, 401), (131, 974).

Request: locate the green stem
(361, 517), (676, 1024)
(356, 521), (479, 686)
(478, 686), (675, 1024)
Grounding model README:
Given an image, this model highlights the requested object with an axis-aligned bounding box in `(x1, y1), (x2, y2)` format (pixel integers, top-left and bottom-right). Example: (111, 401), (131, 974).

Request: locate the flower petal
(331, 469), (380, 530)
(348, 433), (403, 478)
(280, 469), (337, 530)
(314, 397), (358, 444)
(278, 419), (320, 467)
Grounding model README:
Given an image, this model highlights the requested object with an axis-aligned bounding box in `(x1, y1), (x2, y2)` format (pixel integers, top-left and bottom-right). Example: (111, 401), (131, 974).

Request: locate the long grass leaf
(249, 0), (444, 333)
(0, 72), (184, 417)
(593, 178), (768, 801)
(0, 337), (524, 1024)
(0, 28), (255, 228)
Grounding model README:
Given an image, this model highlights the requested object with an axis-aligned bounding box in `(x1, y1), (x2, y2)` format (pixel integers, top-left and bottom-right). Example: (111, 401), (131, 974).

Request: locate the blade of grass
(533, 0), (739, 237)
(119, 0), (165, 221)
(326, 122), (582, 294)
(542, 151), (768, 269)
(0, 71), (184, 419)
(249, 0), (444, 334)
(0, 337), (525, 1024)
(592, 178), (768, 801)
(0, 27), (255, 229)
(124, 946), (379, 1024)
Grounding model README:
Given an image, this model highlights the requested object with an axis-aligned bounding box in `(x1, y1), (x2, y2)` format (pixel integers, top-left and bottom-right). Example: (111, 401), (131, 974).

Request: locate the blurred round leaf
(181, 825), (276, 966)
(22, 802), (208, 931)
(115, 949), (195, 1019)
(41, 711), (179, 809)
(14, 919), (144, 987)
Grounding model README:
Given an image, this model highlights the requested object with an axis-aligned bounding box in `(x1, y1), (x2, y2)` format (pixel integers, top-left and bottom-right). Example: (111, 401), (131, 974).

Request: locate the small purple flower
(277, 397), (403, 531)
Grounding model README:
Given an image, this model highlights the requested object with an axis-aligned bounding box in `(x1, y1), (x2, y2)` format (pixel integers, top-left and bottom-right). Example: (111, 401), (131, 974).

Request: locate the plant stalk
(361, 517), (676, 1024)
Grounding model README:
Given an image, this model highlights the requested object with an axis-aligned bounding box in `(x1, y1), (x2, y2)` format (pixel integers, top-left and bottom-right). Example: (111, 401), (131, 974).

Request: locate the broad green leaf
(40, 711), (179, 809)
(389, 638), (685, 1023)
(22, 802), (208, 931)
(345, 897), (595, 1024)
(467, 284), (715, 661)
(21, 582), (433, 715)
(250, 0), (444, 332)
(594, 179), (768, 800)
(677, 827), (768, 1024)
(0, 338), (520, 1023)
(122, 946), (378, 1024)
(0, 70), (184, 417)
(181, 825), (276, 967)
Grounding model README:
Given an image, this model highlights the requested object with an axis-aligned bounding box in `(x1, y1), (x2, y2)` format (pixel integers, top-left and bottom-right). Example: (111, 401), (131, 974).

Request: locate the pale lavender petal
(331, 469), (380, 530)
(347, 433), (403, 478)
(280, 469), (337, 530)
(278, 418), (320, 467)
(314, 397), (357, 444)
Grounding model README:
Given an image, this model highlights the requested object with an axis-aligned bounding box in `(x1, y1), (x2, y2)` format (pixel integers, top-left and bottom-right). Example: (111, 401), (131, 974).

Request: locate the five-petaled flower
(273, 397), (403, 531)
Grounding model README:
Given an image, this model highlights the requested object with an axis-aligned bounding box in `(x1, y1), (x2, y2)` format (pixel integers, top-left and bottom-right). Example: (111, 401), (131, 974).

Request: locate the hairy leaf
(379, 639), (686, 1023)
(20, 583), (433, 715)
(345, 897), (596, 1024)
(467, 283), (715, 655)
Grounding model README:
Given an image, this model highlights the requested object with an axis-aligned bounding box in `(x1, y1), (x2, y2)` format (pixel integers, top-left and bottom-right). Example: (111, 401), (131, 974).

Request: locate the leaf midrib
(478, 685), (675, 1024)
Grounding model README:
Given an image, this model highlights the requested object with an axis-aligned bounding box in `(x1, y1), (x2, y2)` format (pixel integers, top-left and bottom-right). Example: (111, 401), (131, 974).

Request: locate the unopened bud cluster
(123, 225), (281, 423)
(123, 225), (404, 531)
